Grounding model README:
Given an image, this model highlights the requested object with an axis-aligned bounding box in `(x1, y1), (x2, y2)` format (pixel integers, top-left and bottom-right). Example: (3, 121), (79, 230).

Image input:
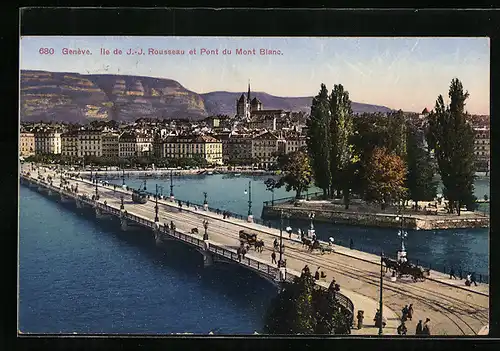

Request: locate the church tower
(236, 80), (252, 120)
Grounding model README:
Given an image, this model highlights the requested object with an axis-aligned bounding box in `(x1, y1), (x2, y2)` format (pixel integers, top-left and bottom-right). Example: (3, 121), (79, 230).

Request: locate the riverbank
(70, 168), (277, 178)
(262, 200), (489, 230)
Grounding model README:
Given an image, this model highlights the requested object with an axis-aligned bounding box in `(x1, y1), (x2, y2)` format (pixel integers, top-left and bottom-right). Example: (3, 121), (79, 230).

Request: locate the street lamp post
(122, 166), (125, 186)
(143, 179), (147, 191)
(279, 209), (284, 266)
(396, 207), (408, 261)
(169, 169), (175, 201)
(308, 212), (315, 238)
(120, 194), (124, 210)
(244, 180), (253, 222)
(154, 184), (159, 222)
(379, 252), (384, 335)
(95, 181), (99, 201)
(203, 220), (209, 240)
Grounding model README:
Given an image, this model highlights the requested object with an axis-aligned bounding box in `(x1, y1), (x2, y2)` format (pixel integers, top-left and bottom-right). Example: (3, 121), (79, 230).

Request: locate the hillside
(20, 70), (393, 123)
(20, 70), (207, 123)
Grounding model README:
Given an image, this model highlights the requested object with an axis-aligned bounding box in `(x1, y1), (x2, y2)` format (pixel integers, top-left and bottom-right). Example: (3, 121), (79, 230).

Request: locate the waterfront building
(473, 126), (490, 172)
(61, 130), (79, 158)
(20, 130), (35, 157)
(34, 130), (62, 155)
(283, 132), (307, 154)
(220, 132), (253, 165)
(101, 132), (120, 158)
(163, 135), (223, 165)
(118, 132), (138, 158)
(136, 133), (153, 157)
(251, 131), (280, 169)
(78, 129), (102, 158)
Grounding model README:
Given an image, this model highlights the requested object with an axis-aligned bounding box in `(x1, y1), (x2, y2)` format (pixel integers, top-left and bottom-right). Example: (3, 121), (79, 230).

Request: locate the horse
(302, 237), (312, 248)
(254, 240), (265, 253)
(382, 257), (399, 274)
(308, 240), (323, 253)
(191, 227), (199, 234)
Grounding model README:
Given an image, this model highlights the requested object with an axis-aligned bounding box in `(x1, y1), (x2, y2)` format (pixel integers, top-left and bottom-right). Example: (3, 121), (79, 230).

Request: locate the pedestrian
(349, 238), (354, 250)
(315, 268), (320, 280)
(328, 237), (334, 246)
(356, 310), (364, 330)
(422, 318), (431, 336)
(297, 228), (302, 239)
(407, 304), (413, 321)
(415, 320), (423, 335)
(471, 272), (478, 286)
(401, 305), (408, 322)
(450, 267), (457, 280)
(271, 251), (277, 264)
(397, 321), (407, 335)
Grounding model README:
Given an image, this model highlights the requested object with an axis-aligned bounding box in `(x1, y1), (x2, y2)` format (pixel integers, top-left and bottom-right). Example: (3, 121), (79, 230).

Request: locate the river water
(18, 174), (489, 334)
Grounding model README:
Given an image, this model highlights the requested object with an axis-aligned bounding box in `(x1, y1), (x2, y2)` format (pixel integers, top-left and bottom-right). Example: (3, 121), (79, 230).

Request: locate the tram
(131, 188), (148, 204)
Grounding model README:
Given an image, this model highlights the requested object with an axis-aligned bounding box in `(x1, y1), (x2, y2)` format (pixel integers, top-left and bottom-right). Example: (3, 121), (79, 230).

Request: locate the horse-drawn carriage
(382, 257), (427, 282)
(301, 237), (333, 255)
(239, 230), (264, 252)
(239, 230), (257, 245)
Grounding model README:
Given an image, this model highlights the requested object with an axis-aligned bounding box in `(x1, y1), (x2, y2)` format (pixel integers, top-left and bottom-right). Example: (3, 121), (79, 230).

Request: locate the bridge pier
(60, 193), (72, 203)
(202, 240), (213, 267)
(95, 207), (111, 219)
(75, 198), (84, 208)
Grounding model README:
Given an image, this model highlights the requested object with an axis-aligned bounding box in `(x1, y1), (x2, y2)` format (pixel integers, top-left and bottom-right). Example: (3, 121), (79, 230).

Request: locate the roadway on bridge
(25, 165), (489, 336)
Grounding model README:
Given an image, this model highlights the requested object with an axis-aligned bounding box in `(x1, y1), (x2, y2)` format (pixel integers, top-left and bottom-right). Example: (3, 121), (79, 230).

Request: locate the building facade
(20, 131), (35, 157)
(163, 135), (223, 165)
(61, 130), (79, 158)
(251, 131), (279, 169)
(102, 132), (120, 158)
(34, 130), (62, 155)
(78, 130), (102, 158)
(118, 132), (138, 158)
(473, 126), (490, 172)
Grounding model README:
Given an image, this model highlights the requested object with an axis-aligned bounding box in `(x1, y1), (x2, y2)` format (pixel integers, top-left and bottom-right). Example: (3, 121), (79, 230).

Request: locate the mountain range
(20, 70), (394, 123)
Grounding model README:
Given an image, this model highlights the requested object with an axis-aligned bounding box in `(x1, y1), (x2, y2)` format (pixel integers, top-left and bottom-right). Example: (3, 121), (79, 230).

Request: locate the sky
(20, 36), (490, 115)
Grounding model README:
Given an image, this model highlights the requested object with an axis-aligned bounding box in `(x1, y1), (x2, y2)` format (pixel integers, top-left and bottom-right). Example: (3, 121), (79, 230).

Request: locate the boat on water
(131, 188), (148, 204)
(207, 171), (214, 175)
(234, 173), (241, 177)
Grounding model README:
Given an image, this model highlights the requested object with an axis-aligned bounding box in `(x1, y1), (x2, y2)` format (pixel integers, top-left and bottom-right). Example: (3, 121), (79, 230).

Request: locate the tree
(264, 178), (277, 205)
(263, 270), (351, 335)
(406, 125), (438, 207)
(364, 147), (407, 210)
(328, 84), (355, 206)
(275, 150), (313, 199)
(426, 78), (477, 215)
(306, 84), (331, 197)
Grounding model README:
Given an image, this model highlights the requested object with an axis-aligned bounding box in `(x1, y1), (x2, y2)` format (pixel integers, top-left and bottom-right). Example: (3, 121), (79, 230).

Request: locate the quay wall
(262, 205), (489, 230)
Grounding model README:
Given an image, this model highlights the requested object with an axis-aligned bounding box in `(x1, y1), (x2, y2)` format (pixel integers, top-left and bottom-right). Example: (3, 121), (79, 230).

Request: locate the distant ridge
(20, 69), (394, 123)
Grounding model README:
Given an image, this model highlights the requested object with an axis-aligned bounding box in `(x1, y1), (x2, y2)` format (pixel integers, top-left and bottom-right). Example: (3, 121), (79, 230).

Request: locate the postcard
(19, 36), (489, 336)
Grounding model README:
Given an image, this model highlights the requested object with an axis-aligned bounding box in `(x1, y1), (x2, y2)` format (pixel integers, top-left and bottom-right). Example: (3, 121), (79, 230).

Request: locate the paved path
(24, 165), (489, 335)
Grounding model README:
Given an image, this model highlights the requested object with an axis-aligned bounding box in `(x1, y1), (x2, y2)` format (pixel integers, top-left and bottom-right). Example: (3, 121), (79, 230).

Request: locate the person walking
(471, 272), (478, 286)
(356, 311), (364, 330)
(315, 267), (320, 281)
(271, 251), (277, 264)
(450, 267), (457, 280)
(415, 320), (423, 335)
(397, 321), (407, 335)
(407, 304), (414, 321)
(422, 318), (431, 336)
